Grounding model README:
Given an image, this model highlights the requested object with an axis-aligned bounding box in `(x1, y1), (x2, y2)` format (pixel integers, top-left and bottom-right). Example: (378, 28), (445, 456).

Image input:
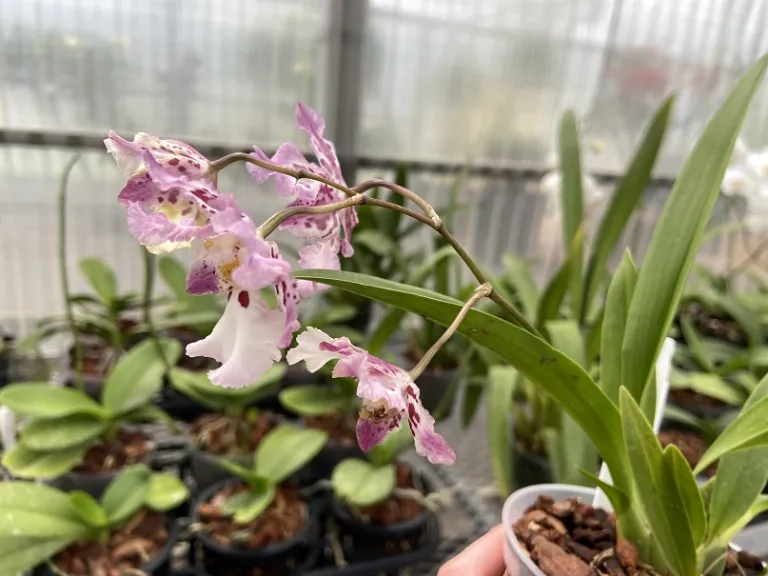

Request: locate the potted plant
(441, 94), (674, 492)
(277, 372), (363, 478)
(0, 338), (180, 496)
(190, 425), (327, 574)
(0, 464), (188, 575)
(168, 364), (285, 489)
(329, 426), (439, 562)
(285, 54), (768, 575)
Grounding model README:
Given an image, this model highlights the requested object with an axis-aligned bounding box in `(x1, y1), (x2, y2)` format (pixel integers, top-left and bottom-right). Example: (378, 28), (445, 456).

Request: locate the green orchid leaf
(582, 97), (672, 315)
(502, 254), (539, 318)
(662, 445), (706, 545)
(669, 371), (744, 406)
(144, 472), (190, 512)
(0, 482), (80, 521)
(680, 319), (715, 372)
(601, 251), (637, 406)
(101, 338), (182, 414)
(278, 385), (350, 417)
(486, 366), (515, 496)
(707, 446), (768, 543)
(332, 459), (396, 507)
(168, 368), (226, 411)
(577, 468), (630, 514)
(622, 54), (768, 407)
(2, 442), (89, 479)
(368, 426), (412, 467)
(695, 380), (768, 474)
(222, 486), (276, 524)
(170, 364), (285, 407)
(0, 383), (108, 419)
(307, 304), (358, 327)
(536, 260), (570, 330)
(79, 257), (117, 306)
(0, 538), (75, 576)
(255, 426), (328, 484)
(558, 110), (584, 320)
(620, 388), (697, 576)
(100, 465), (152, 525)
(291, 269), (630, 490)
(20, 414), (108, 451)
(0, 508), (90, 539)
(69, 491), (109, 528)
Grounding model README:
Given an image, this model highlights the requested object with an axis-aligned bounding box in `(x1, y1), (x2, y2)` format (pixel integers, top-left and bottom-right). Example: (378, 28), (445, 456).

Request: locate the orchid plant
(210, 425), (327, 523)
(0, 465), (188, 575)
(106, 52), (768, 574)
(0, 338), (179, 478)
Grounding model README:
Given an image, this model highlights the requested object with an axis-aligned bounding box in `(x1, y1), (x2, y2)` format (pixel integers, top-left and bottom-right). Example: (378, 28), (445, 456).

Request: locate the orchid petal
(405, 383), (456, 465)
(187, 291), (283, 388)
(356, 414), (402, 453)
(286, 327), (347, 372)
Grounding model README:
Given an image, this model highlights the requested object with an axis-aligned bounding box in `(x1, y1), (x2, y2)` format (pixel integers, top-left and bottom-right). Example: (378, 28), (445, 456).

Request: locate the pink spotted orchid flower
(247, 104), (358, 297)
(105, 132), (217, 254)
(105, 133), (300, 389)
(287, 328), (456, 465)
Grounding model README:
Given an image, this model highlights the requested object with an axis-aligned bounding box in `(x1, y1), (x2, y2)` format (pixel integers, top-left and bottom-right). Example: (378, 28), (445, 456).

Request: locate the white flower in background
(538, 169), (606, 210)
(722, 139), (768, 230)
(0, 407), (16, 450)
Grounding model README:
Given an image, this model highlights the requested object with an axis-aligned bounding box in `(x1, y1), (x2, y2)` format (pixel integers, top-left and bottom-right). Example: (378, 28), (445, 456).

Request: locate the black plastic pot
(156, 386), (211, 423)
(513, 449), (553, 489)
(50, 434), (155, 498)
(310, 439), (364, 480)
(414, 368), (457, 420)
(331, 468), (435, 562)
(35, 516), (180, 576)
(191, 480), (323, 575)
(0, 334), (15, 387)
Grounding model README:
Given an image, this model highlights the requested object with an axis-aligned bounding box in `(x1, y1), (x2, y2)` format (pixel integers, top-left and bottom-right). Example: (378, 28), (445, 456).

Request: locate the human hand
(437, 524), (508, 576)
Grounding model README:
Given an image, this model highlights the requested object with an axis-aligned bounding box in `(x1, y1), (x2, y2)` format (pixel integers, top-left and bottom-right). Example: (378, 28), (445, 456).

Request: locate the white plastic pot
(502, 483), (765, 576)
(502, 484), (592, 576)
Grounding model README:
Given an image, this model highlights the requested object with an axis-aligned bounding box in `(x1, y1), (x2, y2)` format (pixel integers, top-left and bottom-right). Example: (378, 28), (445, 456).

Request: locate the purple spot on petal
(406, 385), (417, 400)
(168, 158), (180, 166)
(238, 291), (250, 308)
(178, 166), (187, 173)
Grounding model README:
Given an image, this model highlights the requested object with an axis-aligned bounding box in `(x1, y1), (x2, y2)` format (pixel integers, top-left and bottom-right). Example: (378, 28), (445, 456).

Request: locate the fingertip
(438, 524), (507, 576)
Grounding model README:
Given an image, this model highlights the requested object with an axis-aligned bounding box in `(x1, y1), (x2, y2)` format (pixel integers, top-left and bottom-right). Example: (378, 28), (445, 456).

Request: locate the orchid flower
(105, 132), (218, 254)
(106, 133), (300, 389)
(247, 104), (359, 297)
(287, 328), (456, 465)
(722, 139), (768, 230)
(539, 169), (605, 209)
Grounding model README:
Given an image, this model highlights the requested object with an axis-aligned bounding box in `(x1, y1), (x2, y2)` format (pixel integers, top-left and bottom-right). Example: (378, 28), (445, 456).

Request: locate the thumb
(438, 524), (507, 576)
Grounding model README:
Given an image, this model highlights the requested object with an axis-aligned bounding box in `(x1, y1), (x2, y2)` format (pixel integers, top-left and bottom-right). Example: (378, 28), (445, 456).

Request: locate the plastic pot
(310, 439), (364, 480)
(502, 484), (593, 576)
(50, 441), (156, 498)
(35, 516), (180, 576)
(501, 484), (766, 576)
(190, 479), (323, 574)
(331, 468), (435, 561)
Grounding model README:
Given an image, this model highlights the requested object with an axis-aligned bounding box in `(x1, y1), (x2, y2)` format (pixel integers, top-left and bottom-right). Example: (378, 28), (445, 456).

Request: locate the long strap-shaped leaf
(292, 269), (632, 490)
(621, 55), (768, 404)
(581, 97), (672, 319)
(558, 111), (584, 320)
